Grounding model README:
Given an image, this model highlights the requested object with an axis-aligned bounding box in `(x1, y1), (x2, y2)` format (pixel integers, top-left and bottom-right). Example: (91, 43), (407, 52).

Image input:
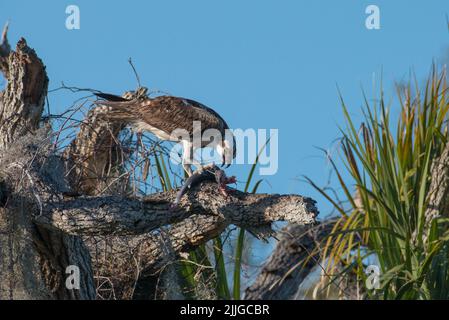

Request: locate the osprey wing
(136, 96), (229, 137)
(94, 95), (230, 141)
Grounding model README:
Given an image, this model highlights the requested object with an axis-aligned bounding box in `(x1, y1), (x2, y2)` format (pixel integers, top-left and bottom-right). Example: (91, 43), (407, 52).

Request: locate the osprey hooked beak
(221, 154), (231, 168)
(219, 139), (235, 169)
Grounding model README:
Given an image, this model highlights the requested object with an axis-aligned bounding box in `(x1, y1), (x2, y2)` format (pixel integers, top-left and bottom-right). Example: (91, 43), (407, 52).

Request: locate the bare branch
(244, 220), (333, 300)
(0, 37), (48, 149)
(35, 181), (318, 238)
(62, 106), (127, 195)
(422, 141), (449, 242)
(0, 21), (11, 74)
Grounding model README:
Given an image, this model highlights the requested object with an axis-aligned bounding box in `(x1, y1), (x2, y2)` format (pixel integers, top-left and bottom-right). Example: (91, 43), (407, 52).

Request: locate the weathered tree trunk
(244, 221), (333, 300)
(0, 28), (319, 300)
(423, 141), (449, 243)
(0, 34), (95, 299)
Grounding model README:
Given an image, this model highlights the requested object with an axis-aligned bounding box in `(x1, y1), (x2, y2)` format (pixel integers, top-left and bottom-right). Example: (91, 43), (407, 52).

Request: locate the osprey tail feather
(93, 93), (141, 123)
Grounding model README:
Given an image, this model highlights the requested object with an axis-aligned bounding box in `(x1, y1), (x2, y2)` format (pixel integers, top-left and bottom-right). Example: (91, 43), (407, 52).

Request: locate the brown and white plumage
(94, 91), (236, 176)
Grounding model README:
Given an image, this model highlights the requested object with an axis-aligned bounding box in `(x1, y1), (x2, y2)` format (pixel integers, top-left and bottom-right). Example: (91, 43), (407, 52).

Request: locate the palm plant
(307, 67), (449, 299)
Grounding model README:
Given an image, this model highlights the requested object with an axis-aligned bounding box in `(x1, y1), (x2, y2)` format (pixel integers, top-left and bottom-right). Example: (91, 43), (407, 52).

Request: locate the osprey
(94, 88), (236, 176)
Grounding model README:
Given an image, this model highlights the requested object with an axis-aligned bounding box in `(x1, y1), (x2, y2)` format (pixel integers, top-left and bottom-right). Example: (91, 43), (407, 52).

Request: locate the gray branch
(244, 220), (333, 300)
(422, 141), (449, 242)
(35, 182), (318, 238)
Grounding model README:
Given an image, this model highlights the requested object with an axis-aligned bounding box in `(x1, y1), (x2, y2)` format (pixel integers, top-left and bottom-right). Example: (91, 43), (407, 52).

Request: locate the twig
(128, 58), (142, 88)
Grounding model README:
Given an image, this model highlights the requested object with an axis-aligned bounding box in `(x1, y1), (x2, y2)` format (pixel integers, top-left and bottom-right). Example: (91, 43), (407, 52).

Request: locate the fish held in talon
(172, 165), (237, 206)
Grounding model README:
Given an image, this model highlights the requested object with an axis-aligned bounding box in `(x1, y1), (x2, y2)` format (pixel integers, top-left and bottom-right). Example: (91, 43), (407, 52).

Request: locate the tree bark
(36, 185), (317, 238)
(0, 33), (95, 300)
(244, 220), (333, 300)
(423, 142), (449, 242)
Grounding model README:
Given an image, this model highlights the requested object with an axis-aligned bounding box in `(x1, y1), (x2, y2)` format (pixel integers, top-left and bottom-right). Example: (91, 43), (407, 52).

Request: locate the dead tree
(244, 221), (334, 300)
(0, 31), (319, 299)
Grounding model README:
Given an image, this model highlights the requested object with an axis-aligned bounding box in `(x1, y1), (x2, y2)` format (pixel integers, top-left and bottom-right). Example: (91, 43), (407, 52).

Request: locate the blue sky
(1, 0), (449, 218)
